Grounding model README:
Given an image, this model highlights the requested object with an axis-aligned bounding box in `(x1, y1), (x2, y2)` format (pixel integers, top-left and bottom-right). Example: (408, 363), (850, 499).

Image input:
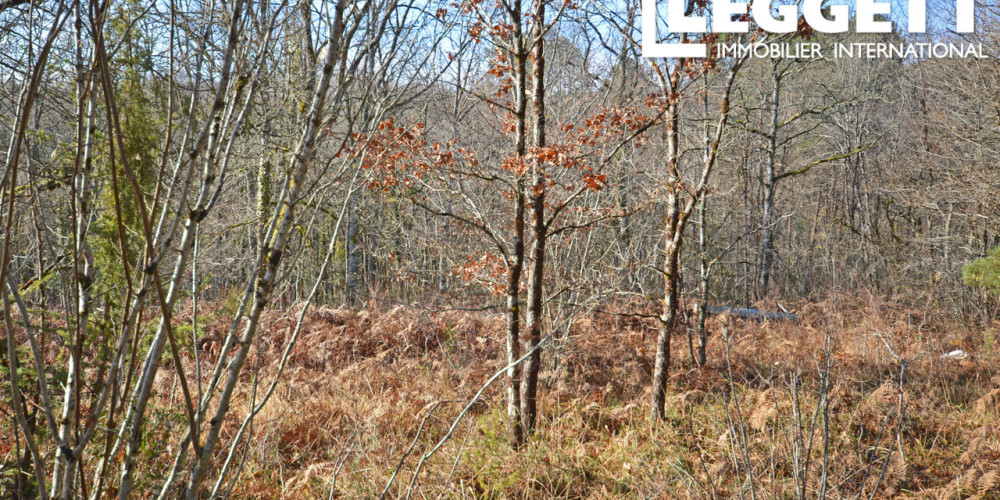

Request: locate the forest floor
(9, 293), (1000, 498)
(146, 292), (997, 499)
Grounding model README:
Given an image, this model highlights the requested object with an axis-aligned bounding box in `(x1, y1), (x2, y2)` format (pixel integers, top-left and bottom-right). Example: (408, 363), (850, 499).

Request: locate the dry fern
(977, 469), (1000, 495)
(748, 389), (779, 431)
(975, 388), (1000, 416)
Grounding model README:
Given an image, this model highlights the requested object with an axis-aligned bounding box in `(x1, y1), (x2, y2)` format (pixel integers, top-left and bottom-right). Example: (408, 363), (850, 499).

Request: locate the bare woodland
(2, 0), (1000, 497)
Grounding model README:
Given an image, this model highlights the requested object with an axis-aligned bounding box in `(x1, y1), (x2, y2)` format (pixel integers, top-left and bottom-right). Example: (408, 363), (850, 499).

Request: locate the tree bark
(652, 192), (680, 421)
(346, 199), (361, 306)
(506, 178), (525, 447)
(256, 142), (272, 253)
(520, 0), (546, 440)
(650, 53), (744, 421)
(503, 0), (530, 449)
(651, 64), (682, 421)
(52, 6), (97, 493)
(185, 9), (342, 493)
(697, 195), (708, 367)
(117, 0), (253, 494)
(758, 67), (780, 299)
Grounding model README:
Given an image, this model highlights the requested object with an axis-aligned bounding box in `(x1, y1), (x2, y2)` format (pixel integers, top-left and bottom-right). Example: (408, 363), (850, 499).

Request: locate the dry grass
(4, 293), (1000, 498)
(186, 294), (1000, 498)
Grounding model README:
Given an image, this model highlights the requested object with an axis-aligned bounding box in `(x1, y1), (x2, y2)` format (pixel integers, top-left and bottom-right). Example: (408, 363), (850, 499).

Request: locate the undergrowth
(4, 293), (1000, 498)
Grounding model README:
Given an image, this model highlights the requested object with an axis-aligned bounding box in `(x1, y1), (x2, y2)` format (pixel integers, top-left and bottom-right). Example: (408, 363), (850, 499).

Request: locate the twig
(396, 334), (552, 498)
(437, 422), (473, 499)
(379, 401), (445, 499)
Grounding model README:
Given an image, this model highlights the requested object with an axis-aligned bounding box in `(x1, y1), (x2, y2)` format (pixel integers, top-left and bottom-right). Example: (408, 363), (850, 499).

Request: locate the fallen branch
(701, 305), (797, 322)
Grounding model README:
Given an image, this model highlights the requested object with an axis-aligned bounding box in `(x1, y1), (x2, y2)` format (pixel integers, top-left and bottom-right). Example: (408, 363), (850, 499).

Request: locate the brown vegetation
(4, 0), (1000, 497)
(75, 292), (995, 498)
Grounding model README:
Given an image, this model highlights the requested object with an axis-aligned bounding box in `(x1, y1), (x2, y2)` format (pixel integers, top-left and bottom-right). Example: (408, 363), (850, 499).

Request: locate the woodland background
(2, 0), (1000, 497)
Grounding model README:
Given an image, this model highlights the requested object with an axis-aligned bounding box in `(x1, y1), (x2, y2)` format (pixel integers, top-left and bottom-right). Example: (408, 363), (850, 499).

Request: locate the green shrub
(964, 245), (1000, 293)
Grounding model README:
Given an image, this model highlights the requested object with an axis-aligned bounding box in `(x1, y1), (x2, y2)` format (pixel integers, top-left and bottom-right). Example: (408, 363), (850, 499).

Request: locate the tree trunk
(651, 65), (682, 421)
(652, 192), (680, 421)
(648, 52), (742, 421)
(506, 179), (525, 447)
(53, 8), (97, 492)
(504, 0), (530, 449)
(520, 0), (546, 440)
(257, 153), (272, 252)
(185, 15), (341, 493)
(697, 195), (708, 368)
(346, 200), (360, 306)
(758, 68), (780, 300)
(521, 180), (545, 437)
